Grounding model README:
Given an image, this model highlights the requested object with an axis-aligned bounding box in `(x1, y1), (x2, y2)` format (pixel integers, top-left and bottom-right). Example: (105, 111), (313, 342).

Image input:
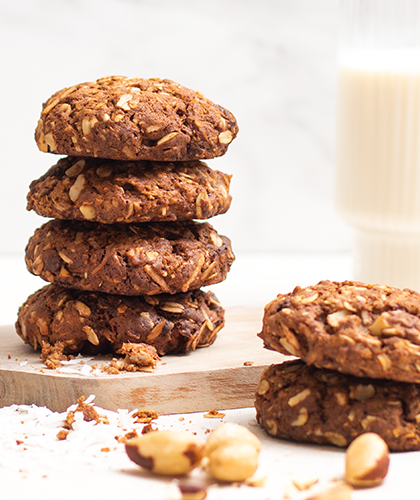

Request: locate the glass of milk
(336, 0), (420, 290)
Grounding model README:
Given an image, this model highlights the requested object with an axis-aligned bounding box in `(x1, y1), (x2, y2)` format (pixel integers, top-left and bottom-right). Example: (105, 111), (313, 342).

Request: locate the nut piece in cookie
(259, 280), (420, 383)
(25, 219), (235, 296)
(255, 360), (420, 451)
(27, 157), (232, 224)
(35, 76), (238, 162)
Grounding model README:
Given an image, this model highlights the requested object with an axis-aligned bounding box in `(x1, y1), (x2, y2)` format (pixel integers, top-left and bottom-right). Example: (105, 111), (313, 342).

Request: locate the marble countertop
(0, 251), (414, 500)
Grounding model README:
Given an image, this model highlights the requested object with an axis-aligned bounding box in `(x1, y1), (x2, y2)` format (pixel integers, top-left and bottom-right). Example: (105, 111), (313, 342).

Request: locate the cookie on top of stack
(255, 280), (420, 451)
(16, 76), (237, 358)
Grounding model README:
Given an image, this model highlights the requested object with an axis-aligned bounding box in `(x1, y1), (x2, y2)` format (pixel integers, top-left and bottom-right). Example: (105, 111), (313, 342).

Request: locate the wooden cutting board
(0, 307), (288, 414)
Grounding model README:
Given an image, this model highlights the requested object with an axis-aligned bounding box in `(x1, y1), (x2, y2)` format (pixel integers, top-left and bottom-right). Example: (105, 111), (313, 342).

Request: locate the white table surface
(0, 250), (412, 500)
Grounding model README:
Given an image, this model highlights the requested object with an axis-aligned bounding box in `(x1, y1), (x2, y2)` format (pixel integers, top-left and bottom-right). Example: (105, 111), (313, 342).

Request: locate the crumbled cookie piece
(103, 344), (160, 373)
(56, 429), (69, 440)
(132, 409), (159, 423)
(141, 423), (158, 434)
(203, 409), (226, 419)
(40, 341), (72, 369)
(63, 396), (109, 430)
(111, 343), (160, 373)
(260, 280), (420, 383)
(116, 430), (139, 443)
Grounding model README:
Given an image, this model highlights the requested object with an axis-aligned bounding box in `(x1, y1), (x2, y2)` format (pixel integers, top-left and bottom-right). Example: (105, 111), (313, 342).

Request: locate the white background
(0, 0), (350, 254)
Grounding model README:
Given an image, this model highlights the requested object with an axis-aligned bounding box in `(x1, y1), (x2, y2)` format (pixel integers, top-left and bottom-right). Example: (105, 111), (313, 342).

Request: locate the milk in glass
(336, 0), (420, 290)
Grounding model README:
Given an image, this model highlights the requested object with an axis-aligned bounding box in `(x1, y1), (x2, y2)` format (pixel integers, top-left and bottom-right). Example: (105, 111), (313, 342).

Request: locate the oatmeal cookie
(255, 360), (420, 451)
(259, 280), (420, 383)
(16, 284), (224, 355)
(27, 157), (232, 224)
(25, 219), (234, 296)
(35, 76), (238, 161)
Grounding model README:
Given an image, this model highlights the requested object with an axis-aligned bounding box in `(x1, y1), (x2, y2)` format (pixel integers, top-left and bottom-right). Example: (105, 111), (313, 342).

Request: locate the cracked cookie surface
(255, 360), (420, 451)
(25, 219), (234, 296)
(27, 157), (232, 224)
(16, 284), (224, 355)
(259, 280), (420, 383)
(35, 76), (238, 161)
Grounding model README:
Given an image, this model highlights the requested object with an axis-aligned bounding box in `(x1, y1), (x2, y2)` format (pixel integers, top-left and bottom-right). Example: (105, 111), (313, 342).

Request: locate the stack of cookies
(16, 76), (237, 359)
(255, 280), (420, 451)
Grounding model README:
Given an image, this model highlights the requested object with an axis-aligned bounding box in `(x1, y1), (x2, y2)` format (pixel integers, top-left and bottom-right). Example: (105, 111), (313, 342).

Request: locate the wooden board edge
(0, 363), (270, 414)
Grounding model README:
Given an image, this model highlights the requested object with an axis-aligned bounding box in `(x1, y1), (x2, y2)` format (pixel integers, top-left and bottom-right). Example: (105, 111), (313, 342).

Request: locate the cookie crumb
(64, 396), (107, 430)
(141, 423), (158, 434)
(203, 409), (226, 419)
(132, 409), (159, 423)
(40, 341), (69, 369)
(107, 342), (161, 373)
(56, 429), (69, 441)
(116, 430), (139, 443)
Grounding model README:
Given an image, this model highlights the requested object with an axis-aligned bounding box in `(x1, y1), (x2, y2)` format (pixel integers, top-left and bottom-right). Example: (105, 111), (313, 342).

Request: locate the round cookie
(27, 157), (232, 224)
(16, 284), (224, 355)
(259, 280), (420, 384)
(25, 219), (235, 296)
(35, 76), (238, 162)
(255, 360), (420, 451)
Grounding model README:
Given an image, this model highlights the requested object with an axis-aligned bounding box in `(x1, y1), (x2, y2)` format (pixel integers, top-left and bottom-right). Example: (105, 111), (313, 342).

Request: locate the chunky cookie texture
(27, 157), (232, 224)
(16, 284), (224, 355)
(259, 280), (420, 383)
(35, 76), (238, 161)
(25, 219), (235, 296)
(255, 360), (420, 451)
